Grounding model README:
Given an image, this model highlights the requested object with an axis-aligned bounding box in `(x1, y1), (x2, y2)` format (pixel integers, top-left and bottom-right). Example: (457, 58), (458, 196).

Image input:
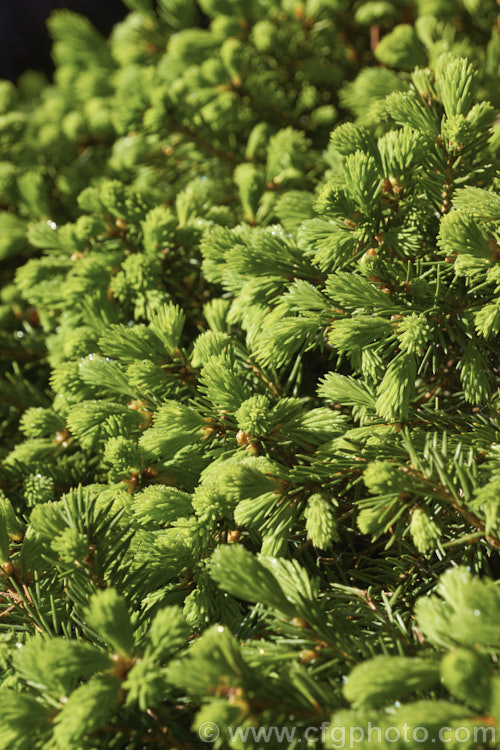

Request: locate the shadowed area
(0, 0), (126, 80)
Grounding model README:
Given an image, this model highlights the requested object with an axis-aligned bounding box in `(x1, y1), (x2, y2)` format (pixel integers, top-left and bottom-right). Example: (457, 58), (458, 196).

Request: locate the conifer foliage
(0, 0), (500, 747)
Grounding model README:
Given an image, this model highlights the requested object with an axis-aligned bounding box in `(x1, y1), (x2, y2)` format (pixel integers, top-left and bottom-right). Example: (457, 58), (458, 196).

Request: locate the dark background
(0, 0), (127, 81)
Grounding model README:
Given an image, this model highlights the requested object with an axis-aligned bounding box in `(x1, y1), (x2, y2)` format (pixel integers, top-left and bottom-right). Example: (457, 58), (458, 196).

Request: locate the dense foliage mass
(0, 0), (500, 747)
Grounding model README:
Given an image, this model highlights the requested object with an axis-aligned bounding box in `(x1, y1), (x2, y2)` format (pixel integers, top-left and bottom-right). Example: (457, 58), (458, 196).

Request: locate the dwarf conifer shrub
(0, 0), (499, 747)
